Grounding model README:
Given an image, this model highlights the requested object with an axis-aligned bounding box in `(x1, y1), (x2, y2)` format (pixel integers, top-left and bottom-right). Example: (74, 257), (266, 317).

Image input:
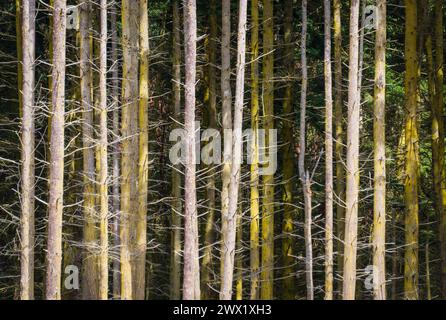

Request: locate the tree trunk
(170, 0), (182, 301)
(220, 0), (248, 300)
(98, 0), (109, 300)
(372, 0), (387, 300)
(249, 0), (260, 301)
(182, 0), (200, 300)
(324, 0), (334, 301)
(433, 0), (446, 299)
(201, 0), (218, 299)
(333, 0), (345, 297)
(343, 0), (360, 300)
(110, 0), (121, 300)
(220, 0), (232, 285)
(19, 0), (35, 300)
(299, 0), (313, 300)
(79, 0), (98, 300)
(281, 0), (296, 300)
(403, 0), (419, 300)
(261, 0), (274, 300)
(46, 0), (66, 300)
(135, 0), (149, 300)
(120, 0), (139, 300)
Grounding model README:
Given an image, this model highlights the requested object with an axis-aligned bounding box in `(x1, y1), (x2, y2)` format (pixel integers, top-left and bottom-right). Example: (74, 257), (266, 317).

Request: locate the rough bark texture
(403, 0), (419, 300)
(120, 0), (139, 300)
(46, 0), (66, 300)
(135, 0), (149, 300)
(373, 0), (387, 300)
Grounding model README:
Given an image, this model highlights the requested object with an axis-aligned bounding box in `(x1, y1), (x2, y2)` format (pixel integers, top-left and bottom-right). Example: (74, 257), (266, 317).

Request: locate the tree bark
(220, 0), (248, 300)
(261, 0), (274, 300)
(98, 0), (109, 300)
(170, 0), (182, 301)
(249, 0), (260, 301)
(403, 0), (419, 300)
(372, 0), (387, 300)
(46, 0), (66, 300)
(19, 0), (35, 300)
(135, 0), (149, 300)
(220, 0), (232, 284)
(120, 0), (139, 300)
(324, 0), (334, 301)
(281, 0), (296, 300)
(299, 0), (313, 300)
(343, 0), (360, 300)
(182, 0), (200, 300)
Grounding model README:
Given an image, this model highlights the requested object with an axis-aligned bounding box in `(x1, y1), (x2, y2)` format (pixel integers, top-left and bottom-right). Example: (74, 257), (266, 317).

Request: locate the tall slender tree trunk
(135, 0), (149, 300)
(433, 0), (446, 299)
(46, 0), (66, 300)
(373, 0), (387, 300)
(299, 0), (313, 301)
(98, 0), (109, 300)
(110, 0), (121, 300)
(281, 0), (296, 300)
(343, 0), (360, 300)
(170, 0), (182, 300)
(19, 0), (35, 300)
(79, 0), (98, 300)
(324, 0), (334, 301)
(201, 0), (218, 299)
(121, 0), (139, 300)
(403, 0), (419, 300)
(183, 0), (200, 300)
(220, 0), (248, 300)
(333, 0), (345, 296)
(261, 0), (274, 300)
(220, 0), (232, 284)
(249, 0), (260, 300)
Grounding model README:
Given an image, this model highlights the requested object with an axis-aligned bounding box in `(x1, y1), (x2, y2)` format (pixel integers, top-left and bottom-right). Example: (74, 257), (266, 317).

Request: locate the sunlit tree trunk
(372, 0), (387, 300)
(170, 0), (182, 301)
(343, 0), (360, 300)
(120, 0), (139, 300)
(281, 0), (296, 300)
(249, 0), (260, 300)
(220, 0), (248, 300)
(46, 0), (66, 300)
(98, 0), (109, 300)
(110, 0), (121, 300)
(135, 0), (149, 300)
(323, 0), (333, 301)
(183, 0), (200, 300)
(403, 0), (419, 300)
(261, 0), (274, 300)
(19, 0), (35, 300)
